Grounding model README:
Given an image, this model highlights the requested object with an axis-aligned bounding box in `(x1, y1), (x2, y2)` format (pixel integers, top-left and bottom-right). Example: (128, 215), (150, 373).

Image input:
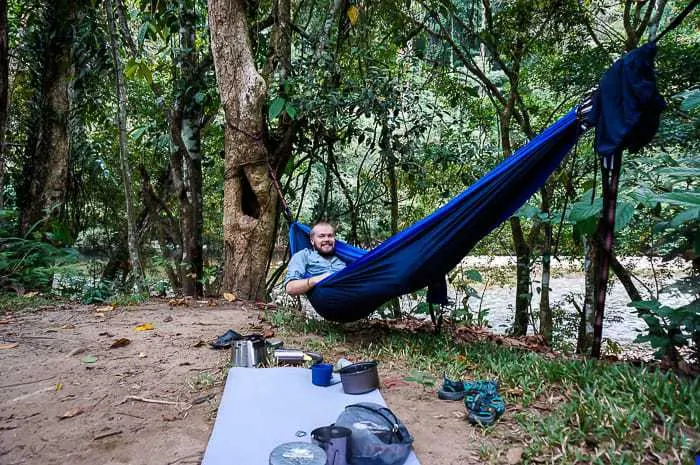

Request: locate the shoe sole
(437, 390), (466, 401)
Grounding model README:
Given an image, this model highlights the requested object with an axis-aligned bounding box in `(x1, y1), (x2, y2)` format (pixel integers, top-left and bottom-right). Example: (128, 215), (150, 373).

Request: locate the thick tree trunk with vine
(209, 0), (278, 300)
(18, 1), (75, 234)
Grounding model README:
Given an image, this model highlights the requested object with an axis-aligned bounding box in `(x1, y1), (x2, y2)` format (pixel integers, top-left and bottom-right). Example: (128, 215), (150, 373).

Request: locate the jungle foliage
(0, 0), (698, 361)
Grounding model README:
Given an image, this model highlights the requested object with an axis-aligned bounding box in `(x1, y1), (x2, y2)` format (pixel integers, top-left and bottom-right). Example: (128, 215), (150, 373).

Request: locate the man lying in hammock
(284, 222), (346, 296)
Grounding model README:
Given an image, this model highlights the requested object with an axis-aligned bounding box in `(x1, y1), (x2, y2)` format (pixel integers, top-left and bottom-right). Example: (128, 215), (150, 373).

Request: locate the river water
(409, 256), (696, 348)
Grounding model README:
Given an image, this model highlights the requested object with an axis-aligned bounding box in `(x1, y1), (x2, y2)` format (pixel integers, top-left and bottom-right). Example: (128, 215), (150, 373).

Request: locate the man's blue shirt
(284, 248), (346, 286)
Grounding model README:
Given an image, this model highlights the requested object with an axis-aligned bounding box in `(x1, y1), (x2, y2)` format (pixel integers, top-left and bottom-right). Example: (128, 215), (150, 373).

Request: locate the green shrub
(0, 209), (78, 292)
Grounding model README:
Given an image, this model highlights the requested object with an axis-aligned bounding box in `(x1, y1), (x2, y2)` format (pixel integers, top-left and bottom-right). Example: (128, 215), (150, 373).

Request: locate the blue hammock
(289, 44), (663, 323)
(290, 109), (584, 322)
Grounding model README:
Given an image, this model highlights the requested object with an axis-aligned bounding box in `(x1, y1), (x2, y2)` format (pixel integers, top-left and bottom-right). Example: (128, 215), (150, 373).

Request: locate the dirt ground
(0, 301), (527, 465)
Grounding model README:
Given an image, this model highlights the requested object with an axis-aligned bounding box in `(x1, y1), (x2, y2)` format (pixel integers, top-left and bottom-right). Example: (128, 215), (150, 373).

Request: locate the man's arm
(285, 272), (331, 296)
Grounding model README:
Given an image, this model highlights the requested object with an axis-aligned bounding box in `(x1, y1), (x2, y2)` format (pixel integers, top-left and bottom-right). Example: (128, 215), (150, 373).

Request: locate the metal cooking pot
(338, 361), (379, 394)
(232, 334), (267, 367)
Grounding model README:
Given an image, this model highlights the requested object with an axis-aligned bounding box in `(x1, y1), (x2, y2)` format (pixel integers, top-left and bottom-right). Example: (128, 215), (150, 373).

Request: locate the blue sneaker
(437, 375), (499, 401)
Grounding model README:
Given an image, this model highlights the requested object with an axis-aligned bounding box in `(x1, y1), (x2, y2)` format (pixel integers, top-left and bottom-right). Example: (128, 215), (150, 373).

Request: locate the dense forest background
(0, 0), (698, 359)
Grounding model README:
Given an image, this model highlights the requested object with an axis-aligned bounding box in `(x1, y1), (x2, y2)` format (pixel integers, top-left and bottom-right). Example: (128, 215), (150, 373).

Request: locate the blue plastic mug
(311, 363), (334, 386)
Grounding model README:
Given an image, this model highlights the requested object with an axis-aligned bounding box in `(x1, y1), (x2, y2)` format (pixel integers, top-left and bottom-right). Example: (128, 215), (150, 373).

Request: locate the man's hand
(285, 272), (333, 296)
(309, 272), (332, 285)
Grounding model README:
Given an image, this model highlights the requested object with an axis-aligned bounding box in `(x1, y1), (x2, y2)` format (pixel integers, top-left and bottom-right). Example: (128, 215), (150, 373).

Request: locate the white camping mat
(202, 367), (421, 465)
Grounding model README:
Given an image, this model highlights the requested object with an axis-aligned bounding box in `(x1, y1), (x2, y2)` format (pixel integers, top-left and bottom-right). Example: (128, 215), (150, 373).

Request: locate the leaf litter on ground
(110, 338), (131, 348)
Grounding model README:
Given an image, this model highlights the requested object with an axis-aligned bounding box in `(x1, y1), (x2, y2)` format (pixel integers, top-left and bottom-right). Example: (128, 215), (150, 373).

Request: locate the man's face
(311, 224), (336, 257)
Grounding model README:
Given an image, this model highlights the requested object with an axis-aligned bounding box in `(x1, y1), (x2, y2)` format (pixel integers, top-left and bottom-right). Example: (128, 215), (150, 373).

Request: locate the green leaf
(124, 59), (139, 79)
(137, 22), (150, 49)
(130, 126), (148, 142)
(138, 65), (153, 84)
(629, 186), (660, 208)
(569, 198), (602, 222)
(285, 103), (298, 119)
(680, 90), (700, 112)
(670, 207), (700, 227)
(193, 91), (205, 105)
(573, 216), (598, 237)
(629, 300), (661, 311)
(614, 202), (635, 231)
(268, 97), (286, 120)
(465, 87), (479, 98)
(656, 192), (700, 208)
(656, 167), (700, 178)
(81, 355), (97, 364)
(465, 269), (483, 282)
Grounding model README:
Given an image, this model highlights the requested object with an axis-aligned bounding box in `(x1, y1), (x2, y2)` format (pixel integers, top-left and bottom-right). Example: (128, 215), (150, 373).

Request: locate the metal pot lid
(269, 442), (326, 465)
(338, 361), (377, 374)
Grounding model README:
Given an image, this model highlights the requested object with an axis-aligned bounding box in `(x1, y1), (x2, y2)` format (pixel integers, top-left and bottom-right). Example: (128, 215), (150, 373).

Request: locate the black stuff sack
(335, 402), (414, 465)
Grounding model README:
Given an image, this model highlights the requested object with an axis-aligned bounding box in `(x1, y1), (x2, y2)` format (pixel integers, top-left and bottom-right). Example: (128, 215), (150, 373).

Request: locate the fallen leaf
(0, 342), (18, 349)
(95, 305), (114, 313)
(134, 323), (154, 331)
(23, 291), (39, 298)
(59, 407), (85, 420)
(383, 378), (410, 389)
(110, 338), (131, 349)
(55, 383), (63, 392)
(61, 324), (75, 330)
(193, 340), (206, 348)
(347, 5), (359, 25)
(81, 355), (97, 364)
(506, 447), (524, 464)
(223, 292), (236, 302)
(505, 387), (524, 396)
(94, 312), (105, 318)
(207, 300), (217, 307)
(263, 329), (275, 338)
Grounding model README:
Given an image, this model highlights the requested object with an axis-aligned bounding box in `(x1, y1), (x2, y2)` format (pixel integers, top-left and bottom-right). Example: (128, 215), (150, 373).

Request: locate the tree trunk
(0, 0), (7, 210)
(175, 0), (204, 297)
(539, 219), (553, 343)
(209, 0), (277, 300)
(382, 118), (401, 318)
(512, 239), (531, 336)
(18, 1), (74, 234)
(577, 236), (596, 354)
(105, 0), (146, 291)
(592, 151), (622, 358)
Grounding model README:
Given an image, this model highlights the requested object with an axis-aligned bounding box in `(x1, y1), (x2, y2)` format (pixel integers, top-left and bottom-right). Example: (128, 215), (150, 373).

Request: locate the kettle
(231, 334), (267, 367)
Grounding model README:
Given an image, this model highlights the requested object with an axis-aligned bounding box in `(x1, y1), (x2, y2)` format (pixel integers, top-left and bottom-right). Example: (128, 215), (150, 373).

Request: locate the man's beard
(314, 243), (335, 257)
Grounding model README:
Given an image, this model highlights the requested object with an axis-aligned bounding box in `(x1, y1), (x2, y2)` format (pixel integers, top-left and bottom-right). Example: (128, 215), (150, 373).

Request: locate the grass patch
(0, 293), (64, 313)
(269, 306), (700, 464)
